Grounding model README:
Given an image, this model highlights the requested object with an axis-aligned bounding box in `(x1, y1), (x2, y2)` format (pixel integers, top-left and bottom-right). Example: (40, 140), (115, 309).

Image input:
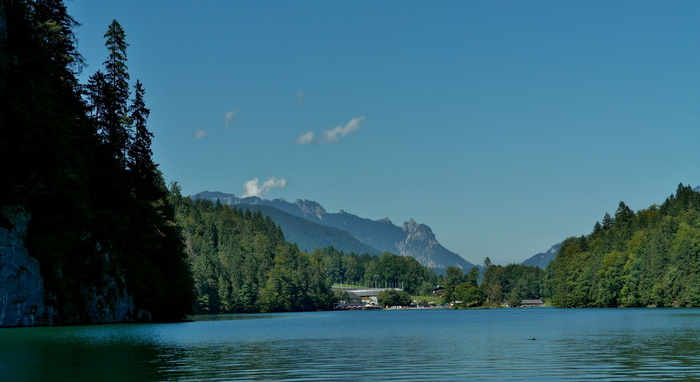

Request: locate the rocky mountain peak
(294, 199), (327, 220)
(402, 218), (435, 240)
(376, 217), (393, 225)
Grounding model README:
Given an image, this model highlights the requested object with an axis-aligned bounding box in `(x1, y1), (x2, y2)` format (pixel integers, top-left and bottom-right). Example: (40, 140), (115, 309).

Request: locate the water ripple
(4, 309), (700, 381)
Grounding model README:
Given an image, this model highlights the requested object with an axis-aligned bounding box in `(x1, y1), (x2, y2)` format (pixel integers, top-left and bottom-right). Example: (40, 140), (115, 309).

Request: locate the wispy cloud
(295, 131), (315, 145)
(194, 110), (236, 139)
(224, 110), (237, 129)
(194, 128), (208, 139)
(320, 116), (364, 144)
(295, 115), (365, 145)
(241, 177), (288, 198)
(295, 90), (304, 106)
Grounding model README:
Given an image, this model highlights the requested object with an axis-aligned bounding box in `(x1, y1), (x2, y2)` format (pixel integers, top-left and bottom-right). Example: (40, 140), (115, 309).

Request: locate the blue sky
(67, 1), (700, 266)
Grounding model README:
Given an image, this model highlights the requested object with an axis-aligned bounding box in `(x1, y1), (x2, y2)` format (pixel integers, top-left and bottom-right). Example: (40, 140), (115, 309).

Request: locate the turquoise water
(2, 308), (700, 381)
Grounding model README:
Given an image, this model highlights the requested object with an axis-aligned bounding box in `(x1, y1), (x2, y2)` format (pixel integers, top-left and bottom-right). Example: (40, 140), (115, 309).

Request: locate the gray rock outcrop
(0, 207), (49, 326)
(398, 218), (474, 270)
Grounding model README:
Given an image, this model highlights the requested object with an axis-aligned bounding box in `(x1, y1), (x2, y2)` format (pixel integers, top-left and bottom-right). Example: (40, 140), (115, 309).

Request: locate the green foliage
(547, 184), (700, 308)
(440, 261), (543, 308)
(315, 247), (438, 295)
(480, 260), (543, 305)
(443, 266), (485, 308)
(172, 196), (334, 313)
(377, 289), (412, 307)
(505, 288), (522, 308)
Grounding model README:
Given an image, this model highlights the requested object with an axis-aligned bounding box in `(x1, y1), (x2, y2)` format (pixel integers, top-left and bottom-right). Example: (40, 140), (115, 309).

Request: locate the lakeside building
(519, 299), (545, 307)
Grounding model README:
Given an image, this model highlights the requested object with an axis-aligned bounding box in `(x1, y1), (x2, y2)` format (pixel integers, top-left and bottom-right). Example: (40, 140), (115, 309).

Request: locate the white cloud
(295, 115), (365, 145)
(224, 110), (236, 129)
(295, 131), (315, 145)
(242, 177), (288, 198)
(295, 90), (304, 106)
(320, 115), (364, 144)
(194, 128), (207, 139)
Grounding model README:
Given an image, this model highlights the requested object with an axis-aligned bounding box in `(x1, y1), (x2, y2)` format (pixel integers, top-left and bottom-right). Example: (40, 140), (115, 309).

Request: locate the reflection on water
(2, 309), (700, 381)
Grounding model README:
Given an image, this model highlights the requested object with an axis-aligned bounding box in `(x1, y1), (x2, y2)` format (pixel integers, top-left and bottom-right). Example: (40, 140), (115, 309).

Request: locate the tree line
(177, 182), (700, 310)
(441, 185), (700, 309)
(314, 246), (439, 295)
(546, 184), (700, 308)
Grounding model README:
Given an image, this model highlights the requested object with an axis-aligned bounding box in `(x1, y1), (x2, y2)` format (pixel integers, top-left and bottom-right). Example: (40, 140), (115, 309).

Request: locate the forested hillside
(1, 1), (193, 324)
(546, 184), (700, 308)
(169, 191), (334, 313)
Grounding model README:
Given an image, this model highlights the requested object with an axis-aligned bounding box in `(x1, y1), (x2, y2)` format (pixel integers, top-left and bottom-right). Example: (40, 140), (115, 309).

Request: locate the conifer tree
(33, 0), (83, 86)
(89, 19), (131, 165)
(127, 79), (157, 193)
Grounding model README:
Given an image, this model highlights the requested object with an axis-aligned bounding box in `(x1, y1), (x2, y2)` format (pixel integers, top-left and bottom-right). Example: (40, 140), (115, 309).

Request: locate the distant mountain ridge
(522, 243), (561, 269)
(193, 191), (477, 270)
(236, 204), (381, 255)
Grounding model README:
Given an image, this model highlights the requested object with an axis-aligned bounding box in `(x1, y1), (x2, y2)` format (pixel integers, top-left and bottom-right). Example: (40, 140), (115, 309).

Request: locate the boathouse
(520, 299), (544, 307)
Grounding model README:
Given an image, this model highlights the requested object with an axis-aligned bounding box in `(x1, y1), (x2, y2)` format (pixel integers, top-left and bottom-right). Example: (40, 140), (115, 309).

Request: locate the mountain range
(192, 191), (477, 270)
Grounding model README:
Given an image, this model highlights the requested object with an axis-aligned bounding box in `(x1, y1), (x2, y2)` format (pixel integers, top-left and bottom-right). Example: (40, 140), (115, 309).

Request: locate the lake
(2, 308), (700, 381)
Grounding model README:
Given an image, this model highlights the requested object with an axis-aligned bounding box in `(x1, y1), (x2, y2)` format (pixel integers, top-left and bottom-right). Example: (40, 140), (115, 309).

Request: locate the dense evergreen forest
(169, 191), (333, 313)
(546, 184), (700, 308)
(1, 0), (193, 323)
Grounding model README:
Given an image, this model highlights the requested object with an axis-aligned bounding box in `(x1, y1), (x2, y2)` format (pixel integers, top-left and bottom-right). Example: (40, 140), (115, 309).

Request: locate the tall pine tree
(127, 79), (157, 195)
(88, 19), (131, 166)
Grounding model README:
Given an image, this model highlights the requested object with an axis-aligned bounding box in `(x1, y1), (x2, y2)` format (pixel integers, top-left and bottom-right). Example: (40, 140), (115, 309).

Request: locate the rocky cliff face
(0, 207), (137, 326)
(295, 200), (327, 221)
(79, 272), (135, 324)
(0, 207), (49, 326)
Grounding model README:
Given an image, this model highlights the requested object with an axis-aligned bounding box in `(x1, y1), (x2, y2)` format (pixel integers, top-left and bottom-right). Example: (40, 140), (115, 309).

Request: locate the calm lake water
(2, 308), (700, 381)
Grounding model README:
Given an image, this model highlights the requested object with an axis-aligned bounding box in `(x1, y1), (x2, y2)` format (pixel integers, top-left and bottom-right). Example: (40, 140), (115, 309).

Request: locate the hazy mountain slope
(522, 242), (561, 269)
(237, 204), (381, 255)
